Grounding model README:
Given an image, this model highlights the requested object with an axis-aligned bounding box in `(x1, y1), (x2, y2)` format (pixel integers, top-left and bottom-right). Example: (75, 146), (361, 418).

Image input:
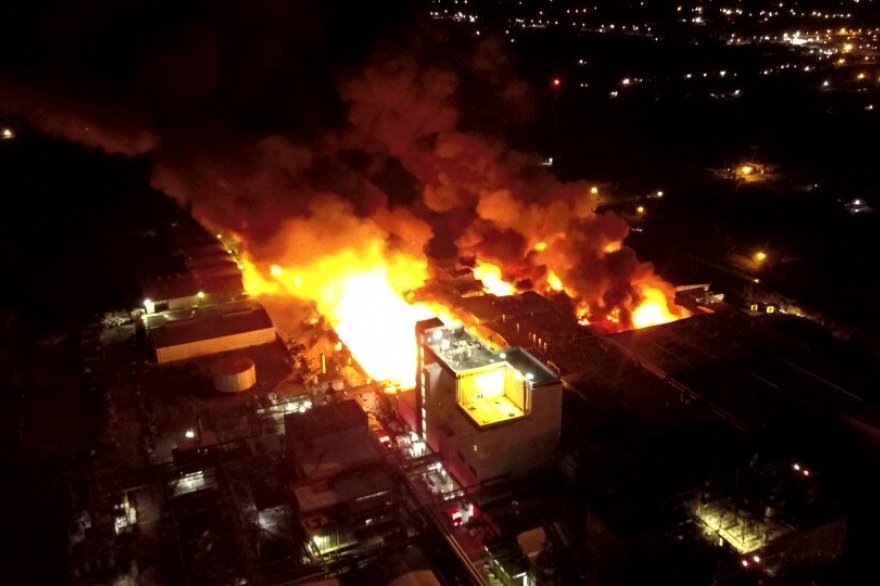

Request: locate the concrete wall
(425, 364), (562, 485)
(155, 328), (276, 363)
(396, 389), (419, 433)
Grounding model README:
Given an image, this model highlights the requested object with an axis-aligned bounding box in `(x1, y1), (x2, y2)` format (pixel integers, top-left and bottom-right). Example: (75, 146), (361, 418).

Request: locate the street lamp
(755, 251), (767, 262)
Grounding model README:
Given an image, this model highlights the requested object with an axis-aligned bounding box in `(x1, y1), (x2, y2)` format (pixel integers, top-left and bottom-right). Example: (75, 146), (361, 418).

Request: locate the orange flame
(631, 285), (686, 329)
(473, 260), (516, 296)
(328, 270), (435, 382)
(603, 241), (623, 254)
(240, 245), (688, 388)
(547, 271), (565, 292)
(568, 282), (690, 332)
(242, 249), (436, 384)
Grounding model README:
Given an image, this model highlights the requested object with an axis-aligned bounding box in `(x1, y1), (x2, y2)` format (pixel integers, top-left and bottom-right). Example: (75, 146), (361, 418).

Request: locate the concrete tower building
(414, 319), (563, 487)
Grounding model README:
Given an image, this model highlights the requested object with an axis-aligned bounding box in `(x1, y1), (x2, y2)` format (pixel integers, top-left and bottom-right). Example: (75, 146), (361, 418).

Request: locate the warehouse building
(148, 300), (276, 364)
(607, 311), (878, 431)
(142, 219), (244, 315)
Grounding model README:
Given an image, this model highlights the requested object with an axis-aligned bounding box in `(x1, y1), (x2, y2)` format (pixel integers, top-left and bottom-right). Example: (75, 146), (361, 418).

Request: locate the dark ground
(0, 136), (176, 584)
(0, 344), (99, 584)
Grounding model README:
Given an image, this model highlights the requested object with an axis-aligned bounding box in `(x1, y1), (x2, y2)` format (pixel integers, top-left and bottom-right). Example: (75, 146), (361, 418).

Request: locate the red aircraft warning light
(552, 77), (562, 88)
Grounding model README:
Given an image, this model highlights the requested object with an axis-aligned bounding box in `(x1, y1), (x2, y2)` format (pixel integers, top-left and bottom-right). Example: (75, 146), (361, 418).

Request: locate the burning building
(0, 0), (693, 391)
(412, 318), (562, 487)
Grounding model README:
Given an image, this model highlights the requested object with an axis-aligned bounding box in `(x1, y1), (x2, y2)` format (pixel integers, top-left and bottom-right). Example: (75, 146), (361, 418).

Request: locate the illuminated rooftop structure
(424, 325), (499, 373)
(422, 324), (557, 428)
(414, 319), (563, 485)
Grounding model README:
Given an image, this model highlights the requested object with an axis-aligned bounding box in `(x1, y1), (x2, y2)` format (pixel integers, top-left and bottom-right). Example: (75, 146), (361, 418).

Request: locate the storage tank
(212, 356), (256, 393)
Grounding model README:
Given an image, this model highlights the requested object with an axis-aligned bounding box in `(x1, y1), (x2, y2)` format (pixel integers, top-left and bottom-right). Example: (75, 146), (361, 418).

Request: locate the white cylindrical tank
(212, 356), (256, 393)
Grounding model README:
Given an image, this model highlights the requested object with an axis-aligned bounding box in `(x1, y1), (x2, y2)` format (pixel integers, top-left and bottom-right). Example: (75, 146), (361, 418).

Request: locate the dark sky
(0, 0), (423, 152)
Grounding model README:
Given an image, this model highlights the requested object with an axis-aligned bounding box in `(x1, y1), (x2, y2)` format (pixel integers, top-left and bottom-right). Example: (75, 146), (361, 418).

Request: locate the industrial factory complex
(10, 0), (880, 583)
(58, 212), (880, 586)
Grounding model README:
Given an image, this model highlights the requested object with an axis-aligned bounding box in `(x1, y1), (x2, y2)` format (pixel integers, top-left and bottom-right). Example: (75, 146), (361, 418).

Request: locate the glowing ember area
(242, 251), (436, 385)
(473, 261), (516, 296)
(603, 241), (623, 254)
(547, 271), (565, 292)
(632, 286), (687, 329)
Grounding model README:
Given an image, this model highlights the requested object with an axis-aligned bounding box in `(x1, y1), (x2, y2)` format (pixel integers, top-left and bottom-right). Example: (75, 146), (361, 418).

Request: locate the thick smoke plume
(337, 49), (679, 326)
(0, 0), (684, 328)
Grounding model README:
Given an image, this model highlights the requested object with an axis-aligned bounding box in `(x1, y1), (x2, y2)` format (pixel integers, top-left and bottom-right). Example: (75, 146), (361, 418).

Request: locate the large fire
(7, 18), (693, 386)
(241, 248), (437, 384)
(632, 286), (683, 329)
(473, 260), (516, 296)
(242, 244), (687, 386)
